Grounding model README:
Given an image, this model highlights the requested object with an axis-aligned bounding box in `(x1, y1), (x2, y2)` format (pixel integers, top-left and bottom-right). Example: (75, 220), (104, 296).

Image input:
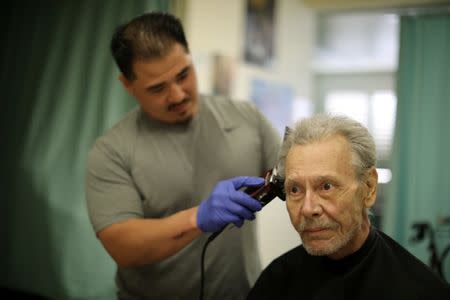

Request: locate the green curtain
(0, 1), (169, 299)
(383, 13), (450, 281)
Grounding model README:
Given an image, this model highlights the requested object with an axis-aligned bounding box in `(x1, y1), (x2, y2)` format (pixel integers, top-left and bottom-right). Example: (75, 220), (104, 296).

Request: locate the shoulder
(263, 245), (306, 275)
(375, 229), (449, 291)
(375, 229), (429, 268)
(88, 107), (141, 167)
(202, 94), (262, 120)
(248, 245), (306, 299)
(99, 106), (141, 142)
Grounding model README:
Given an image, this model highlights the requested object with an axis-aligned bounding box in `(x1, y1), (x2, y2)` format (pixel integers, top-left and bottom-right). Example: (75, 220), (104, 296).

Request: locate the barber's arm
(93, 176), (264, 267)
(96, 207), (201, 267)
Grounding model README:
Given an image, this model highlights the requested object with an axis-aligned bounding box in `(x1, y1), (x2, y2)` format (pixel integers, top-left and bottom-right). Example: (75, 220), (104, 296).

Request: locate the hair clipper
(241, 167), (285, 205)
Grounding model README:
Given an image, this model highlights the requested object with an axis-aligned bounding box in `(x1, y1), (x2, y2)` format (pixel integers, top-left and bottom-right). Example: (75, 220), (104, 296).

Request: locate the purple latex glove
(197, 176), (265, 232)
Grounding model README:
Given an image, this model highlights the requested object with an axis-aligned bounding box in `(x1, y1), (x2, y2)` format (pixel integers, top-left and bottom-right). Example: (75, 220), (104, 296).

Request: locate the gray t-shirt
(86, 95), (281, 299)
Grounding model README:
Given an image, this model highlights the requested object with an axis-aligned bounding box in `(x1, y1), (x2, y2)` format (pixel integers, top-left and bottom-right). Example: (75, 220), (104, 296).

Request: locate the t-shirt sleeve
(85, 135), (143, 232)
(241, 100), (282, 170)
(255, 106), (282, 171)
(226, 99), (282, 172)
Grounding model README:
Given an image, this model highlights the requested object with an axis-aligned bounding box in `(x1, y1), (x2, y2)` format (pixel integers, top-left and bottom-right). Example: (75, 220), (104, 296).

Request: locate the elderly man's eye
(289, 185), (304, 196)
(323, 182), (333, 191)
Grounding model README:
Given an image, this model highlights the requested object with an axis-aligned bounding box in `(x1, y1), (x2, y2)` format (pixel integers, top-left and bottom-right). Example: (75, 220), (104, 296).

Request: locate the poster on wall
(250, 78), (294, 136)
(212, 54), (235, 97)
(192, 52), (236, 97)
(244, 0), (276, 67)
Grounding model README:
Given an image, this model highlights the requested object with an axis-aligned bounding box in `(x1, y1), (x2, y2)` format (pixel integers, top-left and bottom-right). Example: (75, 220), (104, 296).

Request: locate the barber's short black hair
(110, 11), (189, 80)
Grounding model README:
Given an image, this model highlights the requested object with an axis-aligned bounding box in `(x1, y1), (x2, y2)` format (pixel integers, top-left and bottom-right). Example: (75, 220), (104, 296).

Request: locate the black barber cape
(247, 227), (450, 300)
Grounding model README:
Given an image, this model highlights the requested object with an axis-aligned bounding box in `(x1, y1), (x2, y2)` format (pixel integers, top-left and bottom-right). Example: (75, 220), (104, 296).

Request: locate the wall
(181, 0), (316, 268)
(304, 0), (450, 10)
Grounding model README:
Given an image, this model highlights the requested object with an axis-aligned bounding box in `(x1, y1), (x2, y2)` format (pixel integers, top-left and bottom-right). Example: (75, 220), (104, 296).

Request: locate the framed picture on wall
(212, 54), (235, 97)
(244, 0), (276, 67)
(250, 78), (293, 135)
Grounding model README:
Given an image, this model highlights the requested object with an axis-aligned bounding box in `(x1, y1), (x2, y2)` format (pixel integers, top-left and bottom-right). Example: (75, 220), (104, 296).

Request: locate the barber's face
(120, 43), (199, 124)
(284, 135), (377, 260)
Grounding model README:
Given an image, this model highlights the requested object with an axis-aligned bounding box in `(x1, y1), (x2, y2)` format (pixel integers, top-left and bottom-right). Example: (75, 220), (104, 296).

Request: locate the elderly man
(247, 114), (449, 299)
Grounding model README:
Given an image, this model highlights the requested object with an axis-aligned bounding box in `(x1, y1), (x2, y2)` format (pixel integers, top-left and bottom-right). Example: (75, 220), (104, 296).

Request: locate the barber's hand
(197, 176), (265, 232)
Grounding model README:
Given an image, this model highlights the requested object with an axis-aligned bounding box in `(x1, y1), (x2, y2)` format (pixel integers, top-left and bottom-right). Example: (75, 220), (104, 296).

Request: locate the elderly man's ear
(364, 167), (378, 208)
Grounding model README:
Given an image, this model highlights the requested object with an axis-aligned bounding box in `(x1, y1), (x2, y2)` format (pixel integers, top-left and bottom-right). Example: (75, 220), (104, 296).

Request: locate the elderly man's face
(284, 135), (377, 260)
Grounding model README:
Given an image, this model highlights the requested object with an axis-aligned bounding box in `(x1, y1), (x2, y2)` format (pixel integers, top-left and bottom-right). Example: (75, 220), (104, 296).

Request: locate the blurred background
(1, 0), (449, 298)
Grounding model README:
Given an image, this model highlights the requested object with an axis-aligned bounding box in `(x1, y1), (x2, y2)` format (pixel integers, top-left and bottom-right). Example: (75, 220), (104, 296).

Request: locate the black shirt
(247, 227), (450, 299)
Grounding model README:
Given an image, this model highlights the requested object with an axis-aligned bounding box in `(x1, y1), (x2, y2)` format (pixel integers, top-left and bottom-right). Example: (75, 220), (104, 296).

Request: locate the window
(314, 12), (399, 228)
(324, 89), (396, 160)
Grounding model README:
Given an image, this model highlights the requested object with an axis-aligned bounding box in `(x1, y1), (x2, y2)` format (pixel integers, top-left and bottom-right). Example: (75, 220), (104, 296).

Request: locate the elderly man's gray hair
(278, 113), (376, 182)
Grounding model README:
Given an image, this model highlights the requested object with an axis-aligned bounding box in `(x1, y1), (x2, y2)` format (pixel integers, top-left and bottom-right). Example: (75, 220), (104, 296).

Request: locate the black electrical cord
(199, 170), (285, 300)
(199, 233), (217, 300)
